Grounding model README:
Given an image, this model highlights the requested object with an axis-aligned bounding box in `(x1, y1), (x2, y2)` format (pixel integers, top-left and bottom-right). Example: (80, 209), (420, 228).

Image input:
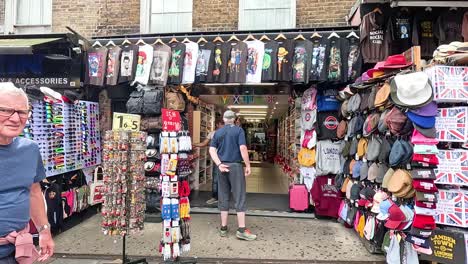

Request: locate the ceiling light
(228, 105), (269, 109)
(239, 111), (268, 114)
(237, 113), (267, 116)
(275, 102), (279, 105)
(242, 116), (266, 120)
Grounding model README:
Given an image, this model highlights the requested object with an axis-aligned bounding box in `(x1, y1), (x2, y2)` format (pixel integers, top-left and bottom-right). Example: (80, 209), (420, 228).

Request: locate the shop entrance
(190, 86), (294, 212)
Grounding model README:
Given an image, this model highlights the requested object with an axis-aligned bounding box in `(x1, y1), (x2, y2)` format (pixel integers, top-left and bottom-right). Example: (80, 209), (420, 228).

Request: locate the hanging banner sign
(0, 77), (80, 88)
(420, 229), (467, 264)
(161, 108), (182, 132)
(112, 112), (141, 131)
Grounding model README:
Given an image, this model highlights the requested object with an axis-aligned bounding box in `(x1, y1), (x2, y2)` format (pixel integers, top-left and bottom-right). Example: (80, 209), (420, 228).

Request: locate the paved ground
(51, 214), (385, 263)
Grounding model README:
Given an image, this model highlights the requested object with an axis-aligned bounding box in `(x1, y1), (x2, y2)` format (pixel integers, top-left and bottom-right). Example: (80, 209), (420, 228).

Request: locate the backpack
(165, 86), (185, 111)
(126, 90), (144, 114)
(143, 88), (164, 115)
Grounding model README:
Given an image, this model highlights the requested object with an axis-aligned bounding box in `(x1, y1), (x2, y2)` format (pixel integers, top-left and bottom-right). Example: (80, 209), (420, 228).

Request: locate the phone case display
(101, 131), (147, 236)
(159, 131), (192, 260)
(24, 100), (101, 177)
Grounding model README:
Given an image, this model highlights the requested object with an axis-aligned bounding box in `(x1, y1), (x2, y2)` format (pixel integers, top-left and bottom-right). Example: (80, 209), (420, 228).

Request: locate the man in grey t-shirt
(0, 83), (54, 263)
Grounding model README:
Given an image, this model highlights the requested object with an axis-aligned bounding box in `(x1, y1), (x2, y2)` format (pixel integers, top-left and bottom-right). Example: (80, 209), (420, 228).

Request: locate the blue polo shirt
(210, 125), (246, 163)
(0, 137), (46, 258)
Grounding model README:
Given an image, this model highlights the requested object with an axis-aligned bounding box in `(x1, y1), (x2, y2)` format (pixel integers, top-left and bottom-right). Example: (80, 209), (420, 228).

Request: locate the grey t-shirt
(0, 138), (46, 258)
(316, 140), (344, 176)
(150, 44), (171, 86)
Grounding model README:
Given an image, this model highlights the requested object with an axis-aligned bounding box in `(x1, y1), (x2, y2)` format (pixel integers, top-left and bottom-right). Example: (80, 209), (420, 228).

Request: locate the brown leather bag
(141, 117), (162, 131)
(165, 86), (185, 111)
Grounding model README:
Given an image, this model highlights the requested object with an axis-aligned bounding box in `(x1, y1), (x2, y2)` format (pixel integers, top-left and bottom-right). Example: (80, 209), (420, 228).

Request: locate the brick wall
(192, 0), (239, 31)
(297, 0), (354, 28)
(52, 0), (140, 38)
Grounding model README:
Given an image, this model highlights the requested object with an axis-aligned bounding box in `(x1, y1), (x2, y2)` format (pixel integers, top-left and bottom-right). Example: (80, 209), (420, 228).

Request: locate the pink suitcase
(289, 184), (309, 211)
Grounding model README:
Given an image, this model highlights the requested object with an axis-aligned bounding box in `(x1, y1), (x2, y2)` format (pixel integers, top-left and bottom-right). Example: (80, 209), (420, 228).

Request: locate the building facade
(0, 0), (354, 37)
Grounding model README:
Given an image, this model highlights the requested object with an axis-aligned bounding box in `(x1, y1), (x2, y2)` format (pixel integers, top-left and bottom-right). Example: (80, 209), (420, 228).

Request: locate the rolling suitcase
(289, 184), (309, 211)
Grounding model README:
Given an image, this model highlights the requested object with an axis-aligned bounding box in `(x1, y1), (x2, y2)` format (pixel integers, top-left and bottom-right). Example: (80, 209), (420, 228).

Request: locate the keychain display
(21, 99), (101, 177)
(159, 130), (192, 261)
(102, 130), (147, 237)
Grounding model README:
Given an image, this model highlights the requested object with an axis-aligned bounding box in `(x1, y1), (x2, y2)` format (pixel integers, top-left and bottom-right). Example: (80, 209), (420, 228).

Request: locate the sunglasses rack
(22, 100), (101, 177)
(102, 130), (148, 264)
(159, 130), (193, 261)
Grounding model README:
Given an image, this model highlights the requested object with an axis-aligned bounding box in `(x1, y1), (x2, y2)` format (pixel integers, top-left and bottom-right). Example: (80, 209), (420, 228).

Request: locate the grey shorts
(218, 163), (247, 212)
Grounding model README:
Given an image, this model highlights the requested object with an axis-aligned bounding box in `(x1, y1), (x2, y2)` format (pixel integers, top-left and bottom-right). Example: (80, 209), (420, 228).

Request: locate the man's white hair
(0, 82), (29, 104)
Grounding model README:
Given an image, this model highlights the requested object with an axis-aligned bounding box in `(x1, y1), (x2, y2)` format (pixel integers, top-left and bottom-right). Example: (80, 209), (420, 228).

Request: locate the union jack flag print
(426, 66), (468, 102)
(435, 150), (468, 186)
(436, 107), (468, 142)
(436, 190), (468, 228)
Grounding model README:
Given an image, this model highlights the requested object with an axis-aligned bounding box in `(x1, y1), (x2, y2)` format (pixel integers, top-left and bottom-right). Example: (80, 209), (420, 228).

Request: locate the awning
(0, 38), (62, 55)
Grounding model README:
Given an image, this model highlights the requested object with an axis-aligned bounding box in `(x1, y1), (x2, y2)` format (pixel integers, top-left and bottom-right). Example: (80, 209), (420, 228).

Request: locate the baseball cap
(407, 112), (436, 129)
(398, 205), (415, 230)
(376, 199), (392, 221)
(411, 169), (436, 180)
(223, 110), (236, 119)
(412, 214), (436, 230)
(414, 144), (439, 155)
(412, 179), (438, 193)
(385, 204), (407, 230)
(414, 206), (438, 216)
(405, 234), (431, 249)
(416, 192), (437, 203)
(415, 200), (437, 209)
(414, 123), (437, 138)
(412, 244), (433, 255)
(411, 129), (439, 145)
(412, 153), (439, 166)
(357, 199), (373, 208)
(410, 226), (433, 238)
(409, 101), (437, 117)
(371, 191), (389, 214)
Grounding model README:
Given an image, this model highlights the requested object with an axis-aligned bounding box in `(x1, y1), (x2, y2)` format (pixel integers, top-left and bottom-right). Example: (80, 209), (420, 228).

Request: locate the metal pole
(122, 234), (126, 264)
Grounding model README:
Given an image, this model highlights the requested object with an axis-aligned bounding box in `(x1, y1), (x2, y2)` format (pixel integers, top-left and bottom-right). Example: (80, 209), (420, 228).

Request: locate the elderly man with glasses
(0, 83), (54, 264)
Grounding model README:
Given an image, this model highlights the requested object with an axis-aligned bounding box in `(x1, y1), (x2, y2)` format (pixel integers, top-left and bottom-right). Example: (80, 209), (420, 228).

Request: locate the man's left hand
(245, 166), (251, 177)
(38, 231), (54, 262)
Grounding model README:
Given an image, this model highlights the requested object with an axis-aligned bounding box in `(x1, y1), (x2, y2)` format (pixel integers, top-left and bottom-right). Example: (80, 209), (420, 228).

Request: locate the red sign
(161, 108), (182, 132)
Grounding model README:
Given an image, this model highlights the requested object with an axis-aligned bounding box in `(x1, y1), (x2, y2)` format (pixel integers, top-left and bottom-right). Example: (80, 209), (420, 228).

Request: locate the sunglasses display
(20, 100), (101, 177)
(101, 130), (147, 237)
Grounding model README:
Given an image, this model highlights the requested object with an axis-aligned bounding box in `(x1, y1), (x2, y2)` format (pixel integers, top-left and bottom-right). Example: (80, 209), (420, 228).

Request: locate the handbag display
(89, 166), (105, 205)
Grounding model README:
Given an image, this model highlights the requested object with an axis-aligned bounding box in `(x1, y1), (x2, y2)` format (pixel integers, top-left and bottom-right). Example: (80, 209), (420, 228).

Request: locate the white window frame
(238, 0), (296, 30)
(140, 0), (193, 34)
(4, 0), (52, 35)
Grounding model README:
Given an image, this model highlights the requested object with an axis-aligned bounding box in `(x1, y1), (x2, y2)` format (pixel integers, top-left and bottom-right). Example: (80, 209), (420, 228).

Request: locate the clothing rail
(92, 26), (359, 44)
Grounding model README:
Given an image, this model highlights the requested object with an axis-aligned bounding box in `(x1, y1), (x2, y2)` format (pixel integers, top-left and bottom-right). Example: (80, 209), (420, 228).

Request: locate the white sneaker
(206, 198), (218, 205)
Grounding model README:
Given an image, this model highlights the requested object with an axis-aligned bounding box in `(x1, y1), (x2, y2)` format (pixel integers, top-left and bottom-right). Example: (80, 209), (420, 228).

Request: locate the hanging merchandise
(159, 131), (192, 260)
(245, 39), (265, 84)
(24, 100), (101, 177)
(309, 36), (328, 82)
(87, 46), (109, 86)
(150, 43), (172, 87)
(106, 45), (122, 86)
(325, 36), (349, 83)
(346, 34), (362, 82)
(389, 8), (413, 54)
(412, 8), (438, 58)
(133, 44), (154, 85)
(101, 131), (147, 236)
(212, 41), (230, 83)
(360, 8), (391, 63)
(195, 42), (215, 83)
(227, 41), (248, 83)
(434, 8), (464, 45)
(168, 42), (186, 85)
(261, 40), (279, 82)
(276, 38), (294, 82)
(119, 44), (139, 84)
(292, 39), (313, 83)
(182, 41), (199, 84)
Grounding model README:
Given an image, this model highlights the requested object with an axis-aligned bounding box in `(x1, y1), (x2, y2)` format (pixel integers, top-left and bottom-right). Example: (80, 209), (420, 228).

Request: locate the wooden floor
(199, 163), (289, 194)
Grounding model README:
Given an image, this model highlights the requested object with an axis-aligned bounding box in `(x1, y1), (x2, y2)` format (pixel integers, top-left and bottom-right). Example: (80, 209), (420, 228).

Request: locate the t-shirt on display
(168, 43), (186, 84)
(360, 11), (390, 63)
(87, 46), (108, 86)
(412, 11), (438, 58)
(105, 46), (122, 86)
(309, 37), (328, 82)
(390, 10), (413, 54)
(347, 36), (361, 82)
(435, 9), (464, 45)
(133, 44), (154, 85)
(195, 42), (215, 83)
(182, 41), (199, 84)
(292, 39), (313, 84)
(325, 37), (349, 83)
(245, 40), (265, 83)
(118, 44), (139, 84)
(212, 42), (230, 83)
(276, 39), (294, 82)
(150, 43), (171, 86)
(227, 41), (248, 83)
(261, 40), (279, 82)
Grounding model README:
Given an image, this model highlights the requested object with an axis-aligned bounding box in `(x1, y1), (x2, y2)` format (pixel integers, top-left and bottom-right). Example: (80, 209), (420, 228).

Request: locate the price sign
(112, 112), (141, 131)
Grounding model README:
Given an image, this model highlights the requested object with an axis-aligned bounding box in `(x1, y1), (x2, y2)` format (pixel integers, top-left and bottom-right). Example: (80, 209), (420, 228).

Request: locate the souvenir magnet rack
(101, 130), (147, 264)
